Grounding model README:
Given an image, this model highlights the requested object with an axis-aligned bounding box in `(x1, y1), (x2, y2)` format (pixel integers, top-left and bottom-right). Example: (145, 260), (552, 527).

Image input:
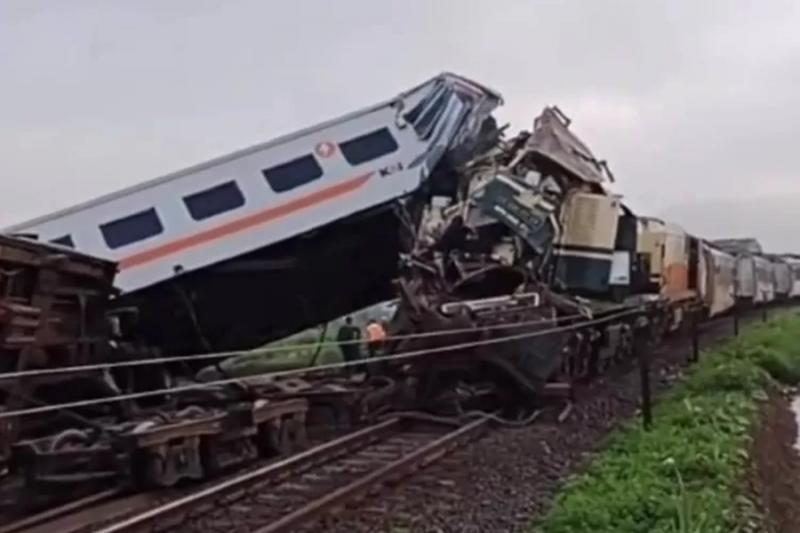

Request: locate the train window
(404, 81), (443, 125)
(415, 91), (449, 140)
(338, 128), (399, 166)
(404, 83), (449, 140)
(183, 181), (245, 221)
(100, 208), (164, 249)
(50, 235), (74, 248)
(262, 154), (323, 193)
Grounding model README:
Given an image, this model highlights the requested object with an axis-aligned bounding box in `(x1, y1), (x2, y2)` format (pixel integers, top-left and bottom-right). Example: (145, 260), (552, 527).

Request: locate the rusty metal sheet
(525, 107), (612, 185)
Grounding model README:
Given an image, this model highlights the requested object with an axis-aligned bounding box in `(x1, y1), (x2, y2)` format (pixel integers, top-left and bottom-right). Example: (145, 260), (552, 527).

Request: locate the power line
(0, 308), (608, 382)
(0, 307), (643, 420)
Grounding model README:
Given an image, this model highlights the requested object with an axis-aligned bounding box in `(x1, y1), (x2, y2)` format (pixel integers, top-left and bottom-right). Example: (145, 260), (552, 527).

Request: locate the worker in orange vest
(365, 319), (387, 359)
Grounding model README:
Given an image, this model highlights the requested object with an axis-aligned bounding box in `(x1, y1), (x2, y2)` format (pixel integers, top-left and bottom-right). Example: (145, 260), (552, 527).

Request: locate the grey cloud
(1, 0), (799, 251)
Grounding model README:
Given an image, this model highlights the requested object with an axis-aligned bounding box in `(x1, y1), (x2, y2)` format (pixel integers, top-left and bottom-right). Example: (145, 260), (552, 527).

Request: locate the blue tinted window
(339, 128), (399, 166)
(262, 155), (323, 193)
(183, 181), (245, 221)
(100, 208), (164, 249)
(50, 235), (74, 248)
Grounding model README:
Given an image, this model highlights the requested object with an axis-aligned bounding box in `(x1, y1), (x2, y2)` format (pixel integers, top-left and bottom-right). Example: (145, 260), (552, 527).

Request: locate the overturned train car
(5, 74), (504, 358)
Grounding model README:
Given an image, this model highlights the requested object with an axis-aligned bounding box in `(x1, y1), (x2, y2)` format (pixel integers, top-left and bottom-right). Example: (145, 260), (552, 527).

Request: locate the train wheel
(133, 450), (170, 489)
(256, 419), (292, 457)
(275, 418), (294, 455)
(49, 428), (91, 451)
(288, 414), (307, 449)
(133, 438), (202, 488)
(200, 437), (223, 478)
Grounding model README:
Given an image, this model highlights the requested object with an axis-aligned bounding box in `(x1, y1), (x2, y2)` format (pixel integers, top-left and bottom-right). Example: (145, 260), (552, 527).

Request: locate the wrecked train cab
(552, 192), (640, 302)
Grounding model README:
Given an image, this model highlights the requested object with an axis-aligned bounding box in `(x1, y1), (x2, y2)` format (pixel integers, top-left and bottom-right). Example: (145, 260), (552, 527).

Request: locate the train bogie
(14, 398), (310, 489)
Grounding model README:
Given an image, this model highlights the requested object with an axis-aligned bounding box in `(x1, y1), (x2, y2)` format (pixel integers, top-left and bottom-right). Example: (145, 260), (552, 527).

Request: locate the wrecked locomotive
(380, 106), (753, 407)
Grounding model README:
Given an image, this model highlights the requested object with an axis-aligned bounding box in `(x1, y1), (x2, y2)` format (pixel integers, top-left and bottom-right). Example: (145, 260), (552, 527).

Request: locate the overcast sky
(2, 0), (799, 251)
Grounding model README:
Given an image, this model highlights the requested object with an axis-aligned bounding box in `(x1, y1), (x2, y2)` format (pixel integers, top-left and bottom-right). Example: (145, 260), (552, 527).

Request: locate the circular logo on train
(315, 141), (336, 158)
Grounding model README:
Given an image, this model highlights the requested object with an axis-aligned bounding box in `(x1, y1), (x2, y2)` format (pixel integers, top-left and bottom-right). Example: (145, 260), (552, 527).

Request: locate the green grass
(533, 311), (800, 533)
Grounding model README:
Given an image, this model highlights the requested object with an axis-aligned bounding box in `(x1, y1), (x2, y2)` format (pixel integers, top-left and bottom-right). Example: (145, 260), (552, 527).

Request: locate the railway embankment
(533, 311), (800, 533)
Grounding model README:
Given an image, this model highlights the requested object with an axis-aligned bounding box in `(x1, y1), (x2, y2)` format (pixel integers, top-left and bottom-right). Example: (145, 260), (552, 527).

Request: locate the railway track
(4, 306), (793, 533)
(0, 489), (159, 533)
(8, 415), (488, 533)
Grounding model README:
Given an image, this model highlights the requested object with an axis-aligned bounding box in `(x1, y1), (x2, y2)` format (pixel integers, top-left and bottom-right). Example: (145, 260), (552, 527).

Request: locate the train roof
(710, 238), (763, 255)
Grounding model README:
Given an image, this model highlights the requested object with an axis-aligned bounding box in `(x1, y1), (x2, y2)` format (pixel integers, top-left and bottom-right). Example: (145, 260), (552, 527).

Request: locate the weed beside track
(534, 311), (800, 533)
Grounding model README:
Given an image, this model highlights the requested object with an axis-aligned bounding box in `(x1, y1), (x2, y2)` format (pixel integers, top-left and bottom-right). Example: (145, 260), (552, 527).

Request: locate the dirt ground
(747, 391), (800, 533)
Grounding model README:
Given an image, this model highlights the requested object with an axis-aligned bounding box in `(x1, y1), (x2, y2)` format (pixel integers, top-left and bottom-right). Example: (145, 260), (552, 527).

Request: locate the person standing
(365, 319), (387, 359)
(336, 317), (361, 371)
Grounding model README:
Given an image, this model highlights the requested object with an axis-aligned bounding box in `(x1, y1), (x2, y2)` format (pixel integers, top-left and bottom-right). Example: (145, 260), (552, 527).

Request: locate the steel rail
(0, 310), (596, 382)
(91, 416), (487, 533)
(0, 307), (643, 420)
(252, 415), (489, 533)
(0, 489), (122, 533)
(9, 492), (159, 533)
(93, 418), (400, 533)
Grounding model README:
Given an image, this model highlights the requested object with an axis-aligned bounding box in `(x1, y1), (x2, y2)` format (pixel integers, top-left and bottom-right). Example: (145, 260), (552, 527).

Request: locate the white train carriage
(700, 242), (736, 317)
(5, 73), (502, 295)
(735, 255), (756, 303)
(784, 256), (800, 297)
(753, 255), (776, 303)
(770, 257), (793, 299)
